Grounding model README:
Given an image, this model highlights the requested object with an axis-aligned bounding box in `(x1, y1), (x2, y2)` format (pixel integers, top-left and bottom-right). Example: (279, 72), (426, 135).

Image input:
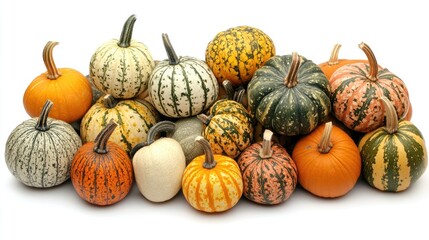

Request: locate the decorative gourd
(171, 117), (205, 165)
(318, 43), (367, 80)
(182, 136), (243, 213)
(149, 33), (219, 118)
(292, 122), (362, 198)
(5, 100), (82, 188)
(71, 120), (133, 206)
(132, 121), (186, 202)
(80, 94), (160, 153)
(358, 97), (427, 192)
(90, 14), (155, 99)
(23, 41), (92, 123)
(237, 129), (298, 204)
(198, 99), (253, 159)
(247, 52), (331, 136)
(330, 42), (410, 132)
(205, 25), (276, 87)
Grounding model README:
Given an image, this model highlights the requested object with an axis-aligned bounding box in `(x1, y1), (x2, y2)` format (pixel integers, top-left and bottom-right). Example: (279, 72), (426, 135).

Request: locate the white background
(1, 0), (428, 239)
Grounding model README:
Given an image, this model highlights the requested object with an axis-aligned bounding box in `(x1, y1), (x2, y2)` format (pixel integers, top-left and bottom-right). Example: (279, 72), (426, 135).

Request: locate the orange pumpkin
(292, 122), (361, 198)
(318, 43), (367, 81)
(23, 41), (92, 123)
(71, 120), (134, 206)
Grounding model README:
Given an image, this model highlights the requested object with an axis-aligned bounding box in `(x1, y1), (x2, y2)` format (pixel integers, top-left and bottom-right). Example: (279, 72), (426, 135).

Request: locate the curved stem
(195, 136), (217, 169)
(328, 43), (342, 65)
(318, 122), (333, 153)
(94, 120), (118, 154)
(35, 100), (54, 131)
(222, 80), (235, 100)
(146, 121), (177, 145)
(259, 129), (273, 158)
(234, 87), (247, 107)
(118, 14), (137, 48)
(359, 42), (378, 81)
(380, 96), (398, 134)
(162, 33), (180, 65)
(197, 114), (212, 125)
(284, 52), (301, 88)
(102, 94), (118, 109)
(43, 41), (61, 80)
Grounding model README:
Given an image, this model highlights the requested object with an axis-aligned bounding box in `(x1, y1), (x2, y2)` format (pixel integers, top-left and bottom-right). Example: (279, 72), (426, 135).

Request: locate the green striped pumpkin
(5, 100), (82, 188)
(247, 52), (331, 136)
(90, 15), (155, 99)
(80, 94), (160, 154)
(358, 97), (427, 192)
(149, 33), (219, 118)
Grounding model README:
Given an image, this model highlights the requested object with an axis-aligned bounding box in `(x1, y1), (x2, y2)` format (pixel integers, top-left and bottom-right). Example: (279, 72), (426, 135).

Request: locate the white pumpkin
(171, 116), (205, 165)
(90, 15), (155, 99)
(132, 121), (186, 202)
(149, 33), (219, 118)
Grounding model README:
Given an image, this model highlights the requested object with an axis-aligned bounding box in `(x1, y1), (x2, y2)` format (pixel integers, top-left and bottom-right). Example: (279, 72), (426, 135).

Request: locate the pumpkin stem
(146, 121), (177, 145)
(328, 43), (342, 65)
(260, 129), (274, 158)
(195, 136), (217, 169)
(284, 52), (301, 88)
(197, 114), (212, 125)
(43, 41), (61, 80)
(318, 122), (333, 153)
(94, 120), (118, 154)
(234, 87), (247, 107)
(162, 33), (180, 65)
(222, 80), (235, 100)
(380, 96), (399, 134)
(35, 100), (54, 131)
(118, 14), (137, 48)
(102, 94), (118, 109)
(359, 42), (378, 81)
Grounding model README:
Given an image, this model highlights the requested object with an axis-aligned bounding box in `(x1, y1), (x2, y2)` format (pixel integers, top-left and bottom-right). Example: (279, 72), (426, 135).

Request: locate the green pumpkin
(247, 52), (331, 136)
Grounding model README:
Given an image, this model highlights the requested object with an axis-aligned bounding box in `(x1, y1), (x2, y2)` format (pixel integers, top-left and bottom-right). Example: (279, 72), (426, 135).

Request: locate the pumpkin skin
(237, 130), (298, 204)
(330, 43), (410, 132)
(199, 99), (253, 159)
(149, 33), (219, 118)
(182, 136), (243, 213)
(171, 116), (205, 165)
(132, 121), (186, 202)
(205, 25), (276, 87)
(80, 94), (160, 154)
(23, 41), (92, 123)
(358, 97), (427, 192)
(5, 100), (82, 188)
(90, 15), (155, 99)
(292, 122), (362, 198)
(247, 52), (331, 136)
(71, 121), (133, 206)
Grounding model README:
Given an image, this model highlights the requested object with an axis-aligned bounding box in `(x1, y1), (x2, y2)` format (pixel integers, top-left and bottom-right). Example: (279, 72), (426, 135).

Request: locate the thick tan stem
(359, 42), (378, 81)
(284, 52), (301, 88)
(43, 41), (61, 80)
(94, 120), (117, 154)
(318, 122), (333, 153)
(102, 94), (118, 109)
(195, 136), (217, 169)
(380, 97), (398, 134)
(259, 129), (273, 158)
(328, 43), (342, 65)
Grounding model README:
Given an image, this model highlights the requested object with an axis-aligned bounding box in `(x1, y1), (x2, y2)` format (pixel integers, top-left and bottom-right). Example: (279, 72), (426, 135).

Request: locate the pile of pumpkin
(4, 15), (428, 213)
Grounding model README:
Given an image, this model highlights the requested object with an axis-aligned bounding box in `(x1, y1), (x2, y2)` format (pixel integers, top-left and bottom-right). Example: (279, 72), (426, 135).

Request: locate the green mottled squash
(171, 116), (205, 165)
(247, 52), (331, 136)
(358, 97), (427, 192)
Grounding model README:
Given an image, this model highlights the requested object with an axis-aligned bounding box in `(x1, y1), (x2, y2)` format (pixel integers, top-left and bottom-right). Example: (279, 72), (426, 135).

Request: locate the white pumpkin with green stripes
(149, 33), (219, 118)
(5, 100), (82, 188)
(90, 14), (155, 99)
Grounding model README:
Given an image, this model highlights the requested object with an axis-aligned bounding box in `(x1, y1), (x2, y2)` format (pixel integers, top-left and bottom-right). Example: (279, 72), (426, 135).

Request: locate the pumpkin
(358, 97), (427, 192)
(132, 121), (186, 202)
(237, 129), (298, 204)
(80, 94), (160, 153)
(90, 14), (155, 99)
(318, 43), (367, 80)
(71, 120), (133, 206)
(292, 122), (362, 198)
(23, 41), (92, 123)
(171, 116), (205, 165)
(5, 100), (82, 188)
(198, 99), (253, 159)
(149, 33), (219, 118)
(182, 136), (243, 213)
(247, 52), (331, 136)
(330, 42), (410, 132)
(205, 25), (276, 87)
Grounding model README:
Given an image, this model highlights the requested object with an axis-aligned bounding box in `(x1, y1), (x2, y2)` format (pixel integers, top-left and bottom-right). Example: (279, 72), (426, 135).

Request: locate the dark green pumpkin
(247, 52), (331, 136)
